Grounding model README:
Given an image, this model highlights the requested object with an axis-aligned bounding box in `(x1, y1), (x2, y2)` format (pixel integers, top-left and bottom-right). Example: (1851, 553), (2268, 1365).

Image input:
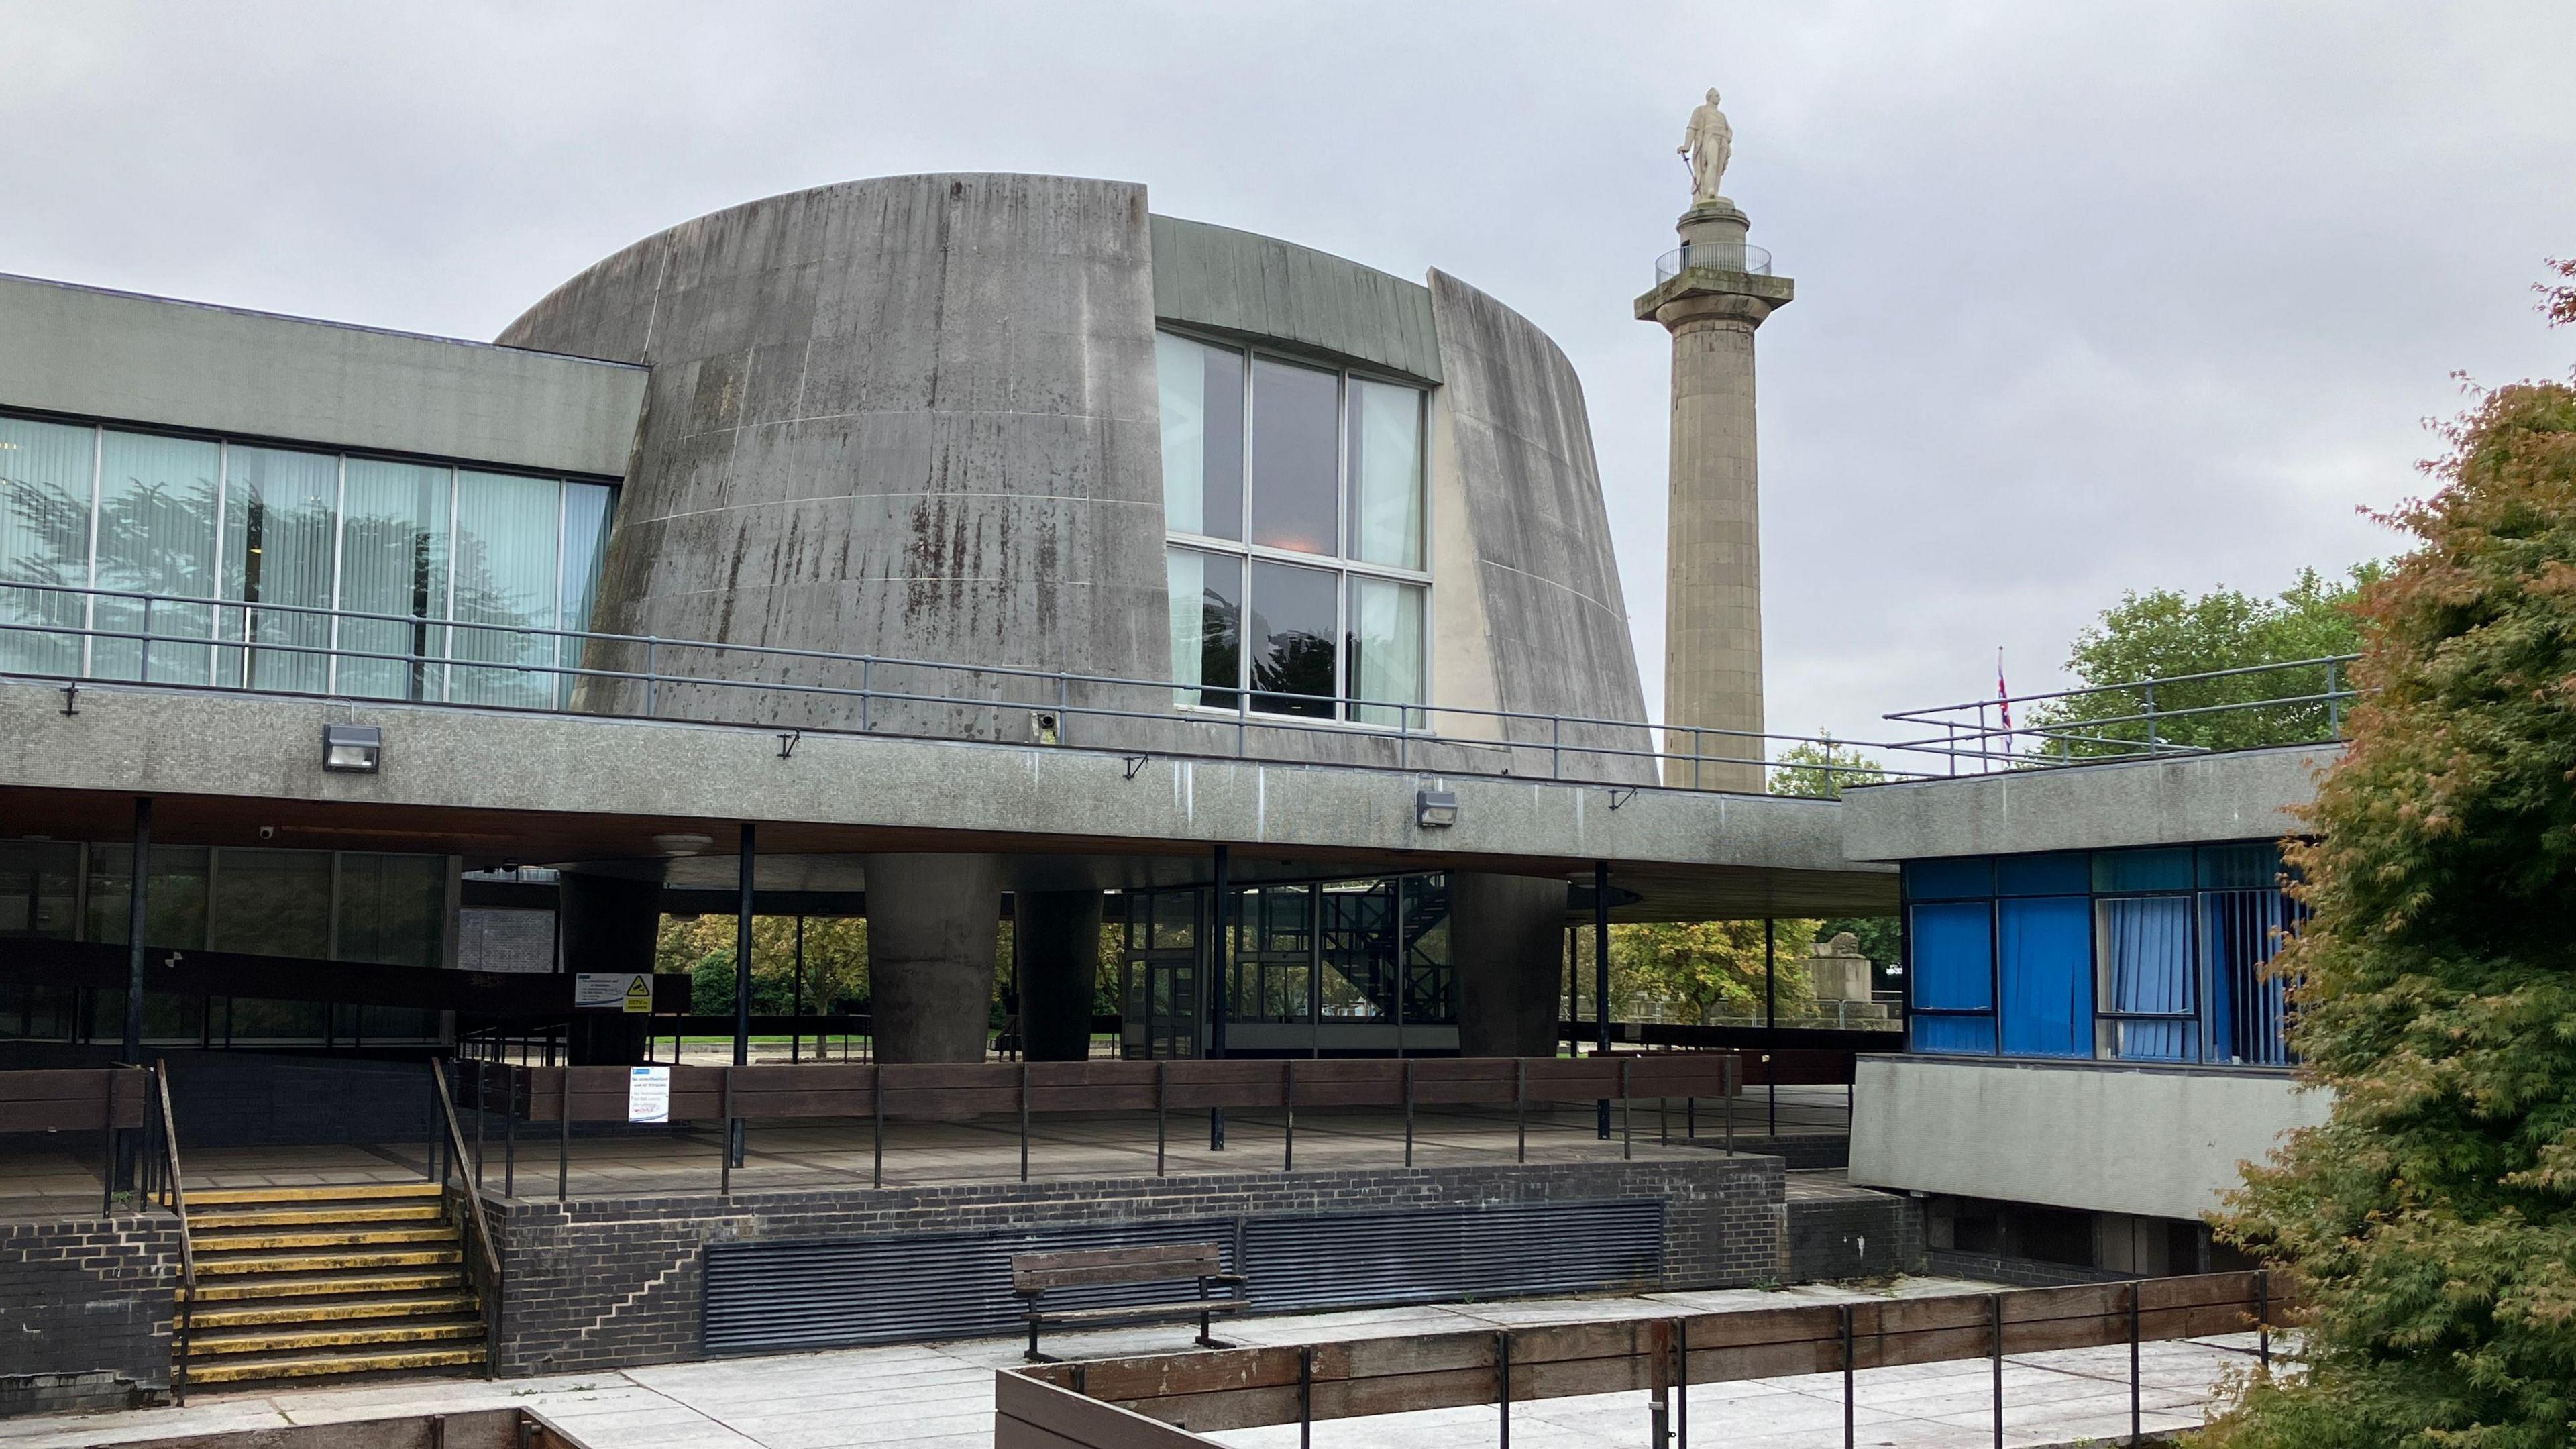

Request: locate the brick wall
(1924, 1248), (2142, 1287)
(1786, 1192), (1924, 1281)
(490, 1156), (1787, 1375)
(0, 1212), (178, 1417)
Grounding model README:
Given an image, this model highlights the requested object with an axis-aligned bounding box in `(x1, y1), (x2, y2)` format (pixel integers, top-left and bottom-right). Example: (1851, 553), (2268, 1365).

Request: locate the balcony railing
(1654, 241), (1774, 284)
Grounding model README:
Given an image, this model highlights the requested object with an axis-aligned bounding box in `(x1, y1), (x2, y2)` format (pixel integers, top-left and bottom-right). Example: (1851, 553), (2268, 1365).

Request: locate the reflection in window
(92, 432), (221, 684)
(1156, 333), (1243, 541)
(1347, 378), (1423, 568)
(337, 458), (451, 702)
(209, 848), (334, 959)
(0, 416), (95, 675)
(220, 446), (339, 692)
(1166, 547), (1240, 710)
(1248, 560), (1337, 718)
(451, 470), (561, 708)
(1248, 358), (1340, 555)
(1346, 576), (1424, 727)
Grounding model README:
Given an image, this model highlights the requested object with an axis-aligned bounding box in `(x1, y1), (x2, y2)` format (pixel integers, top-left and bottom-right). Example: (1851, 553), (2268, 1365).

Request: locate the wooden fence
(0, 1066), (153, 1211)
(449, 1053), (1749, 1199)
(998, 1270), (2286, 1448)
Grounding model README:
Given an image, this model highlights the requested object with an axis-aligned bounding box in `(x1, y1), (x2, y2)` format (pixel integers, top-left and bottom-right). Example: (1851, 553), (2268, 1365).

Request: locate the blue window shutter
(1998, 896), (2091, 1057)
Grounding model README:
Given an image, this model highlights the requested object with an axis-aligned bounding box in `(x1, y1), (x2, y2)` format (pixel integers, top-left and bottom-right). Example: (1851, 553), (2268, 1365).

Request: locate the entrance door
(1122, 888), (1204, 1059)
(1145, 960), (1199, 1059)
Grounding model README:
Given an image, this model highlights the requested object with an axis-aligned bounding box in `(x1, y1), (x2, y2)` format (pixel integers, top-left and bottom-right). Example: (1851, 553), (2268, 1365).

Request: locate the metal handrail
(152, 1061), (196, 1405)
(429, 1057), (503, 1379)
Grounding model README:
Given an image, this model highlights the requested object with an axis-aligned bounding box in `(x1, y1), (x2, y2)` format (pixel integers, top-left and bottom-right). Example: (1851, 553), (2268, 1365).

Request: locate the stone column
(1450, 873), (1571, 1057)
(559, 871), (662, 1065)
(863, 853), (1002, 1063)
(1637, 201), (1794, 792)
(1016, 889), (1105, 1062)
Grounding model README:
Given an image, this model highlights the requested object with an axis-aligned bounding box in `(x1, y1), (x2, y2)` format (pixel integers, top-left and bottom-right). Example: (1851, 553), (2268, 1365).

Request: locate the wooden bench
(1011, 1243), (1248, 1362)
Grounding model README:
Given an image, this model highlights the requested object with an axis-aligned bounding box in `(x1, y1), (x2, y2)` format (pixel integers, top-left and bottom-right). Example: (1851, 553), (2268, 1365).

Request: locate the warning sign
(628, 1066), (671, 1124)
(623, 975), (654, 1014)
(574, 972), (651, 1012)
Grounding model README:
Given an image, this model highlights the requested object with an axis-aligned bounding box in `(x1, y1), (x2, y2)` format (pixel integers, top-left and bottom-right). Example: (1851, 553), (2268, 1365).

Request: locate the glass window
(1996, 853), (2088, 896)
(1157, 333), (1243, 541)
(449, 469), (560, 708)
(337, 853), (449, 969)
(337, 458), (451, 701)
(2100, 896), (2195, 1061)
(1346, 576), (1424, 727)
(1248, 559), (1337, 718)
(2094, 847), (2194, 894)
(85, 845), (211, 949)
(1903, 857), (1994, 902)
(1909, 901), (1993, 1012)
(1347, 378), (1423, 568)
(1998, 896), (2091, 1058)
(0, 841), (80, 938)
(220, 446), (339, 693)
(1166, 547), (1241, 710)
(2204, 889), (2298, 1065)
(0, 417), (98, 674)
(91, 431), (221, 684)
(1150, 890), (1196, 950)
(1248, 358), (1338, 555)
(1401, 873), (1454, 1026)
(557, 482), (616, 707)
(208, 848), (333, 959)
(2197, 841), (2282, 890)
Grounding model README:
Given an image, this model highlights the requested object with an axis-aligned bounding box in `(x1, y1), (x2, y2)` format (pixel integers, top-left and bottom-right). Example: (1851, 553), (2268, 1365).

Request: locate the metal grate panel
(702, 1197), (1663, 1354)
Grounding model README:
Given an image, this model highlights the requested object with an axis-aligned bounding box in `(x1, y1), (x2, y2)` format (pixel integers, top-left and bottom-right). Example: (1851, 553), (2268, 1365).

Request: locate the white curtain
(1346, 576), (1424, 727)
(449, 470), (561, 708)
(1157, 333), (1210, 537)
(1167, 547), (1205, 704)
(0, 416), (97, 674)
(338, 459), (451, 700)
(92, 430), (220, 683)
(1348, 378), (1424, 568)
(220, 445), (339, 692)
(555, 482), (616, 706)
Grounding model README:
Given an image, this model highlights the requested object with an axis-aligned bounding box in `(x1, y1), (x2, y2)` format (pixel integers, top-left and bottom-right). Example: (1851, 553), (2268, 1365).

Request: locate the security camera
(257, 825), (276, 841)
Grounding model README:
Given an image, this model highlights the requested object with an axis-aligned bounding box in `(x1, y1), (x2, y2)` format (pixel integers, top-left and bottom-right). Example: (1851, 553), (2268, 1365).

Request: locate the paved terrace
(1, 1273), (2267, 1449)
(0, 1089), (1853, 1218)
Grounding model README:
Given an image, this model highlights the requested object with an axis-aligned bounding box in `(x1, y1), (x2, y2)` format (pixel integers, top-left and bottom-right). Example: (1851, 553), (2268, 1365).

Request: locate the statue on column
(1679, 87), (1732, 205)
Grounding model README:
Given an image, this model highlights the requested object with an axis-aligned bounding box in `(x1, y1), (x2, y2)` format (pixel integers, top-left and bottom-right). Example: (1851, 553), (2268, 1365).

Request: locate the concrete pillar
(1450, 873), (1570, 1057)
(1639, 200), (1794, 792)
(864, 853), (1002, 1063)
(559, 871), (662, 1065)
(1017, 890), (1105, 1062)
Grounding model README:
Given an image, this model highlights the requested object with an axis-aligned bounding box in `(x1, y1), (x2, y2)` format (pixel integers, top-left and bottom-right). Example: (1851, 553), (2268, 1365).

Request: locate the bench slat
(1032, 1301), (1245, 1326)
(1012, 1243), (1229, 1292)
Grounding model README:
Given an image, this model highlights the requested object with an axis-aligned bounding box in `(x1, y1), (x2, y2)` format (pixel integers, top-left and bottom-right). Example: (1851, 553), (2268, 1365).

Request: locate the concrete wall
(1847, 1055), (2332, 1222)
(1427, 272), (1655, 785)
(497, 174), (1169, 737)
(0, 273), (642, 477)
(1840, 745), (2337, 861)
(1150, 215), (1441, 382)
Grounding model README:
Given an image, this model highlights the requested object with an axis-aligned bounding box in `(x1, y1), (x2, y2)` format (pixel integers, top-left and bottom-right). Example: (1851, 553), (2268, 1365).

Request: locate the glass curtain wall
(0, 412), (616, 704)
(1157, 331), (1428, 727)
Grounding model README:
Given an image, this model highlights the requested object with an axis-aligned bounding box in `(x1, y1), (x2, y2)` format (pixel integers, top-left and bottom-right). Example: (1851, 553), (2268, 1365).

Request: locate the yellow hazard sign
(623, 975), (654, 1014)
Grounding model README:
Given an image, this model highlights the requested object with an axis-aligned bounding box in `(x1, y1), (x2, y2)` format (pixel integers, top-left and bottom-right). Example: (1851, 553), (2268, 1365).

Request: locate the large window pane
(92, 431), (221, 683)
(1248, 559), (1336, 718)
(337, 853), (449, 969)
(1167, 547), (1241, 710)
(85, 845), (211, 949)
(1346, 378), (1423, 568)
(1998, 896), (2091, 1058)
(449, 470), (560, 707)
(339, 459), (451, 700)
(0, 416), (96, 674)
(208, 848), (333, 959)
(1248, 358), (1338, 555)
(2101, 896), (2194, 1061)
(1345, 576), (1423, 727)
(1157, 334), (1244, 541)
(0, 841), (81, 938)
(219, 445), (339, 692)
(2203, 889), (2297, 1065)
(557, 482), (615, 706)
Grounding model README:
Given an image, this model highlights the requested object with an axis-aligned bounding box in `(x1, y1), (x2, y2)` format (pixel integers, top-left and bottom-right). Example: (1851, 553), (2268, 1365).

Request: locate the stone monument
(1637, 87), (1795, 791)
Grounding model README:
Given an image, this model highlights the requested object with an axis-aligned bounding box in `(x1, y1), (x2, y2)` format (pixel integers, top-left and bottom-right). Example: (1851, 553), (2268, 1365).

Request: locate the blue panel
(1911, 1014), (1996, 1055)
(2093, 847), (2194, 893)
(1903, 857), (1994, 901)
(1996, 852), (2089, 896)
(1998, 896), (2092, 1058)
(1909, 902), (1993, 1010)
(2196, 842), (2282, 890)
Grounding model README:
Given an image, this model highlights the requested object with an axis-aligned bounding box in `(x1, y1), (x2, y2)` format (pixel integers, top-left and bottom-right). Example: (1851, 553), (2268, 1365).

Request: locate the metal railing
(1882, 654), (2357, 775)
(149, 1061), (197, 1404)
(1654, 241), (1774, 283)
(0, 579), (2356, 792)
(429, 1059), (503, 1379)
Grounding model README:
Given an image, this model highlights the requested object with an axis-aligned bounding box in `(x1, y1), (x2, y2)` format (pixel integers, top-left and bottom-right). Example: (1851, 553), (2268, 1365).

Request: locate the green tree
(2025, 566), (2377, 757)
(655, 914), (871, 1018)
(2204, 300), (2576, 1446)
(1768, 736), (1886, 800)
(1607, 918), (1822, 1024)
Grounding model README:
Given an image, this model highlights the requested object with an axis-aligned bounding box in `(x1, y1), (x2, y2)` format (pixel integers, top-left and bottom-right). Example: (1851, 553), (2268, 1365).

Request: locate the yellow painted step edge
(186, 1182), (447, 1207)
(193, 1249), (462, 1275)
(188, 1320), (484, 1356)
(188, 1295), (477, 1329)
(188, 1204), (444, 1228)
(193, 1227), (459, 1252)
(186, 1273), (464, 1301)
(183, 1346), (485, 1385)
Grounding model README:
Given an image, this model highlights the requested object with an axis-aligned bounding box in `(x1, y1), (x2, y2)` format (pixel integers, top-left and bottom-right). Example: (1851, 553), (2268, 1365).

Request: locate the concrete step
(186, 1317), (484, 1358)
(193, 1247), (464, 1276)
(188, 1182), (445, 1208)
(188, 1291), (478, 1330)
(181, 1343), (485, 1387)
(187, 1202), (445, 1230)
(187, 1270), (466, 1303)
(194, 1225), (460, 1254)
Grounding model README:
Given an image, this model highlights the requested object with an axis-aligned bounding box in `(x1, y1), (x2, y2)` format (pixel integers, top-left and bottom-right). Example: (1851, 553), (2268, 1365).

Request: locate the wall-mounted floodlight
(322, 723), (382, 773)
(1415, 789), (1460, 828)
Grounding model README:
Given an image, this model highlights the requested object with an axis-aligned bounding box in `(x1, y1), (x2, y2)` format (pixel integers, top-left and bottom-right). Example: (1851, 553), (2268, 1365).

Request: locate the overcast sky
(6, 1), (2572, 757)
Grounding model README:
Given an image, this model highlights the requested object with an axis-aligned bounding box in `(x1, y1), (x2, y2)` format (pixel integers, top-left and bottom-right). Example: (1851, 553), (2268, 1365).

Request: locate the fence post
(503, 1071), (517, 1199)
(1155, 1061), (1167, 1177)
(1298, 1344), (1313, 1449)
(1676, 1314), (1688, 1448)
(871, 1063), (884, 1189)
(557, 1067), (570, 1203)
(1403, 1059), (1415, 1168)
(2327, 659), (2343, 736)
(1989, 1293), (2004, 1449)
(719, 1067), (733, 1199)
(472, 1062), (486, 1190)
(139, 596), (154, 681)
(1282, 1059), (1295, 1174)
(1649, 1318), (1672, 1447)
(1842, 1301), (1856, 1449)
(2143, 682), (2159, 748)
(643, 637), (659, 716)
(1496, 1329), (1511, 1449)
(1018, 1062), (1030, 1183)
(2257, 1268), (2271, 1369)
(1514, 1058), (1526, 1164)
(2129, 1279), (2142, 1446)
(1622, 1057), (1633, 1161)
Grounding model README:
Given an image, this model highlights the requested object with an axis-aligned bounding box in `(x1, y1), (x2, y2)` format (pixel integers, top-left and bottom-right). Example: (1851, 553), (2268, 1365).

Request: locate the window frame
(1156, 327), (1432, 732)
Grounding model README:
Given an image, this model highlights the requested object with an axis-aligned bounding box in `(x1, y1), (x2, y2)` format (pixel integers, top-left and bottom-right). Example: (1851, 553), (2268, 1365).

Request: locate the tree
(1768, 736), (1886, 800)
(1609, 918), (1822, 1024)
(2203, 290), (2576, 1446)
(655, 914), (871, 1018)
(2023, 566), (2377, 757)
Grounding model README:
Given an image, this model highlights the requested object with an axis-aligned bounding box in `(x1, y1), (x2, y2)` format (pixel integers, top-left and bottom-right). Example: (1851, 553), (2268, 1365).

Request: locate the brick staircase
(180, 1181), (487, 1387)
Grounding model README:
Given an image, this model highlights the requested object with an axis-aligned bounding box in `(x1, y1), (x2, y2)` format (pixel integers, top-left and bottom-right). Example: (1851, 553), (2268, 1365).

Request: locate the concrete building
(1843, 745), (2338, 1280)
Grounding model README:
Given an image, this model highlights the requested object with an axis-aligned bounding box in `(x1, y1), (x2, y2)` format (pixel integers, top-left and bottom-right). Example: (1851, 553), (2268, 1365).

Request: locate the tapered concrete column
(1017, 890), (1105, 1062)
(864, 853), (1002, 1063)
(1450, 873), (1571, 1057)
(560, 871), (662, 1065)
(1637, 201), (1794, 792)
